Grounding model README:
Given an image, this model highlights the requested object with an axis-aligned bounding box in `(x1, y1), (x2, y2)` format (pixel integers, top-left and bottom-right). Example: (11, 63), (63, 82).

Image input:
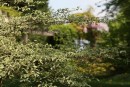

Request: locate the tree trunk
(0, 78), (2, 87)
(22, 33), (28, 44)
(21, 29), (28, 44)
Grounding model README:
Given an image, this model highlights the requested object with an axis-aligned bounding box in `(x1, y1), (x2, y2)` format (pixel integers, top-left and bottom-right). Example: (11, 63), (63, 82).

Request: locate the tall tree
(102, 0), (130, 66)
(0, 0), (50, 44)
(102, 0), (130, 45)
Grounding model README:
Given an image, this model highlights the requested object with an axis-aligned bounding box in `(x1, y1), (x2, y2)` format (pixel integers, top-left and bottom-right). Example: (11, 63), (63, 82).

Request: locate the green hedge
(49, 24), (78, 45)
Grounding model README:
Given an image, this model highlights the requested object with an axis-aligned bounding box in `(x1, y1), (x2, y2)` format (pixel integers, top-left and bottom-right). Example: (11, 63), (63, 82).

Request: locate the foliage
(103, 16), (127, 46)
(69, 6), (95, 24)
(68, 7), (109, 47)
(0, 0), (130, 86)
(0, 0), (49, 14)
(103, 0), (130, 45)
(100, 0), (130, 66)
(0, 34), (82, 87)
(0, 37), (73, 86)
(66, 46), (129, 76)
(0, 11), (90, 87)
(0, 6), (21, 17)
(102, 0), (130, 19)
(0, 10), (57, 44)
(49, 24), (78, 46)
(89, 73), (130, 87)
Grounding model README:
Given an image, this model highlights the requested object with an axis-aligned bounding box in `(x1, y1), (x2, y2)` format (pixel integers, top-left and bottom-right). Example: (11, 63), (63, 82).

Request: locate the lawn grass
(89, 73), (130, 87)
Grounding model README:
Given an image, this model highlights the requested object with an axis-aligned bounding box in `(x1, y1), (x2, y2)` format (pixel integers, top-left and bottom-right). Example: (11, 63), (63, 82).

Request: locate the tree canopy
(0, 0), (49, 14)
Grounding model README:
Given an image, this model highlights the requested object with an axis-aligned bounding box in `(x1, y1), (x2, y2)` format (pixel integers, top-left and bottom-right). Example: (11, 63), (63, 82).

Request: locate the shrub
(49, 24), (78, 46)
(0, 37), (90, 87)
(66, 46), (129, 76)
(0, 14), (90, 87)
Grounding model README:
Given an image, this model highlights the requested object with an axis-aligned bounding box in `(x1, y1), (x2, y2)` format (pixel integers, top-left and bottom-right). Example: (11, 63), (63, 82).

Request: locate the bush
(0, 37), (90, 86)
(49, 24), (78, 46)
(66, 46), (129, 76)
(0, 15), (90, 87)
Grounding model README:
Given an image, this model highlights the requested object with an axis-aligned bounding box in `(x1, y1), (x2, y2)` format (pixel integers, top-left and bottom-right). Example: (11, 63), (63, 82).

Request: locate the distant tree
(69, 6), (95, 24)
(69, 7), (109, 47)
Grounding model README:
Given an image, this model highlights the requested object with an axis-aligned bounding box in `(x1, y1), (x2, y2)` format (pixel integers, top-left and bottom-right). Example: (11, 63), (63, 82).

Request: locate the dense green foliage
(0, 0), (130, 87)
(0, 15), (90, 87)
(0, 6), (21, 17)
(0, 4), (94, 86)
(89, 73), (130, 87)
(0, 40), (77, 86)
(0, 0), (49, 13)
(102, 0), (130, 45)
(68, 46), (128, 75)
(69, 7), (95, 24)
(102, 0), (130, 66)
(49, 24), (78, 46)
